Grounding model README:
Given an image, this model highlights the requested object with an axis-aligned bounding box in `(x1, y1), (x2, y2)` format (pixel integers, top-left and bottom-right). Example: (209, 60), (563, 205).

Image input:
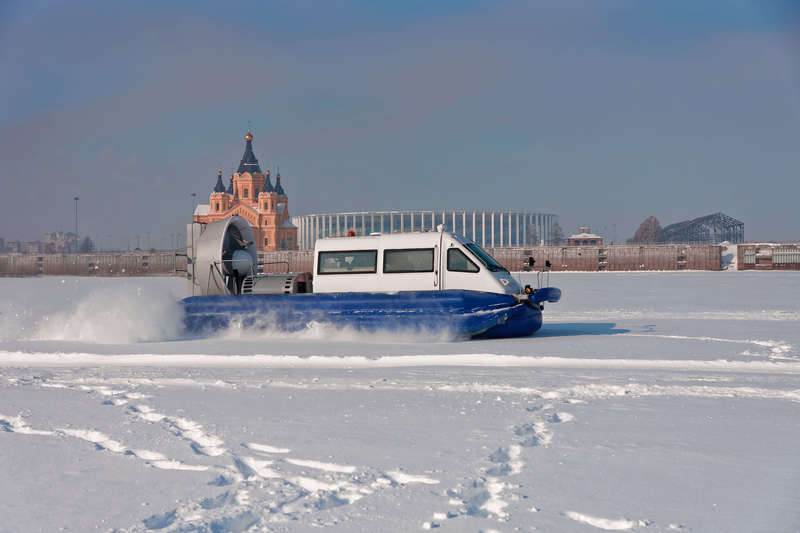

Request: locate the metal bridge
(660, 212), (744, 244)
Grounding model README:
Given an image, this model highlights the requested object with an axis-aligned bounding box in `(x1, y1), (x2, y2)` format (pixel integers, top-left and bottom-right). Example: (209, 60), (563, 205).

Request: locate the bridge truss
(660, 212), (744, 244)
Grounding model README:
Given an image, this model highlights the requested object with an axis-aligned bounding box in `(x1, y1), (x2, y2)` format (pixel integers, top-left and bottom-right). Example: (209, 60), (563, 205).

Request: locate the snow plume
(217, 313), (460, 344)
(32, 284), (184, 344)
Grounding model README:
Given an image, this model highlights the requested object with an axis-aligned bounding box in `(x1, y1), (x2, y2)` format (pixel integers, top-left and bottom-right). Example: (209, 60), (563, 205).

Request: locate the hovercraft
(182, 216), (560, 339)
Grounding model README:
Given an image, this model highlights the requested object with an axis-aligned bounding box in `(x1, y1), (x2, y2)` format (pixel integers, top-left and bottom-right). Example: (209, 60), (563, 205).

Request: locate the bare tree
(632, 216), (662, 243)
(549, 221), (564, 245)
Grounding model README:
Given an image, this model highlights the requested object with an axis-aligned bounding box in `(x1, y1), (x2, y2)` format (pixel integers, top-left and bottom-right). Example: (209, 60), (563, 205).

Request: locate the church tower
(193, 128), (298, 251)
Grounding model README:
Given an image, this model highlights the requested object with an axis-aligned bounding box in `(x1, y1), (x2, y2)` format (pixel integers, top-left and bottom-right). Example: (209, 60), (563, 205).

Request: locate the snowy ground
(1, 272), (799, 533)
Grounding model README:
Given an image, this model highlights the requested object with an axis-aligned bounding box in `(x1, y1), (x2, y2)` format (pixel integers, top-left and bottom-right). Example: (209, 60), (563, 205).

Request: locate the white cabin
(312, 227), (522, 295)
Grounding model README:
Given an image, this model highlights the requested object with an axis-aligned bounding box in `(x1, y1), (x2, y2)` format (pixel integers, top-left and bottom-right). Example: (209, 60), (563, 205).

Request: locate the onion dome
(237, 128), (262, 174)
(275, 172), (285, 196)
(213, 170), (226, 193)
(262, 170), (275, 193)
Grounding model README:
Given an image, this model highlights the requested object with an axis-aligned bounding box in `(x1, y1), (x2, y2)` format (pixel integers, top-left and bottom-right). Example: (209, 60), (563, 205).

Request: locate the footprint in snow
(513, 422), (552, 447)
(486, 447), (520, 477)
(199, 491), (231, 510)
(547, 412), (575, 423)
(142, 509), (177, 530)
(488, 447), (510, 463)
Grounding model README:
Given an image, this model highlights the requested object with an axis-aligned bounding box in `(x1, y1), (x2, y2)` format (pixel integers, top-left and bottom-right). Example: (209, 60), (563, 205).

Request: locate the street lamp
(73, 196), (79, 252)
(190, 193), (198, 244)
(189, 192), (197, 296)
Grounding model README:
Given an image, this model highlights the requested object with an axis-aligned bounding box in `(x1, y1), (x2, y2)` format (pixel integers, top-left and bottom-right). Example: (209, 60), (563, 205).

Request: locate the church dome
(212, 170), (226, 193)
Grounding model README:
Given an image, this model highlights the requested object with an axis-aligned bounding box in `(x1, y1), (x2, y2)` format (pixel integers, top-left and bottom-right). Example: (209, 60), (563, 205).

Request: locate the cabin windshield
(465, 243), (507, 272)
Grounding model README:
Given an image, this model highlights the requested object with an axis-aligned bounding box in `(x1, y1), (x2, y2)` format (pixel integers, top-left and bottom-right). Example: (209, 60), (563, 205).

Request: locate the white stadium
(292, 210), (558, 250)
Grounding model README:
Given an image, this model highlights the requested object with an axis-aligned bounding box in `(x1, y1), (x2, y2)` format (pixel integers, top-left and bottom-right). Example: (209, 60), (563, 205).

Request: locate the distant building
(194, 129), (298, 251)
(42, 232), (79, 253)
(739, 244), (800, 270)
(0, 234), (80, 254)
(292, 211), (558, 250)
(19, 241), (42, 254)
(568, 227), (603, 246)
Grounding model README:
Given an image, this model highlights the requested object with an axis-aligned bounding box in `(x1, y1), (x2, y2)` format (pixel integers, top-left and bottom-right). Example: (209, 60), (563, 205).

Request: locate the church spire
(275, 169), (285, 196)
(263, 169), (274, 193)
(237, 125), (262, 174)
(213, 170), (226, 193)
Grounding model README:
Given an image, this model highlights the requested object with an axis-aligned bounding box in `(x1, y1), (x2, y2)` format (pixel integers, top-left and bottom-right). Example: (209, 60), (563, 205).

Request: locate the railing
(774, 249), (800, 265)
(1, 244), (732, 276)
(0, 252), (185, 277)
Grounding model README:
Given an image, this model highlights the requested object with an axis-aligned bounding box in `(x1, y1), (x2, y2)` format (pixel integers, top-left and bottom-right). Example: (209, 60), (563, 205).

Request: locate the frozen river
(1, 272), (799, 532)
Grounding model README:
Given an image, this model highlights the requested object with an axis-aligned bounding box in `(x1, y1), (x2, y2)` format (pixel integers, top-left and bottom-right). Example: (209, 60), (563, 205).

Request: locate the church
(193, 129), (298, 251)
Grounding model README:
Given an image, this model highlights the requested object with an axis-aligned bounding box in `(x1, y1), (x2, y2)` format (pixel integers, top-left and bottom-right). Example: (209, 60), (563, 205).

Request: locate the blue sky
(1, 0), (799, 246)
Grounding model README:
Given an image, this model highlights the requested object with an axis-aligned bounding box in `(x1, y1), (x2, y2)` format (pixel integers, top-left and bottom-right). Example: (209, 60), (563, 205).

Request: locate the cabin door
(434, 232), (445, 289)
(438, 234), (458, 290)
(440, 235), (482, 292)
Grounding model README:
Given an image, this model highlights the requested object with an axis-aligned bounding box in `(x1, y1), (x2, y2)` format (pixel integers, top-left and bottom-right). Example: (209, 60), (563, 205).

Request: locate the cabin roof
(315, 230), (466, 252)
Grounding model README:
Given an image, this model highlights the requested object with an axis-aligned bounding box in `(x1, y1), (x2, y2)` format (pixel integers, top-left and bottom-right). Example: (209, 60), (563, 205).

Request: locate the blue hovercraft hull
(181, 289), (547, 339)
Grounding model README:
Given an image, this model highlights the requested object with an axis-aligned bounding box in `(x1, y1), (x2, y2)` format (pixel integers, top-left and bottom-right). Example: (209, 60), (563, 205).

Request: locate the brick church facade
(194, 129), (297, 251)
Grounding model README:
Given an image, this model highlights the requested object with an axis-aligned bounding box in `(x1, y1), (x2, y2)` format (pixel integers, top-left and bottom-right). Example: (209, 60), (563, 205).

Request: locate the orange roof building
(193, 129), (297, 251)
(568, 227), (603, 246)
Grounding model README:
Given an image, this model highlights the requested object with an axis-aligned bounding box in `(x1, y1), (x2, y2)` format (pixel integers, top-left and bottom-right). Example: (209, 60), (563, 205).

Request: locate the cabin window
(447, 248), (479, 272)
(215, 203), (220, 211)
(244, 189), (249, 199)
(465, 243), (505, 272)
(318, 250), (377, 274)
(383, 248), (434, 273)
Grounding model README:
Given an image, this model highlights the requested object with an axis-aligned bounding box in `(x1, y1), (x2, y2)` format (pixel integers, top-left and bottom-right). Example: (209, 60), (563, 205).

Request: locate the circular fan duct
(191, 216), (258, 295)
